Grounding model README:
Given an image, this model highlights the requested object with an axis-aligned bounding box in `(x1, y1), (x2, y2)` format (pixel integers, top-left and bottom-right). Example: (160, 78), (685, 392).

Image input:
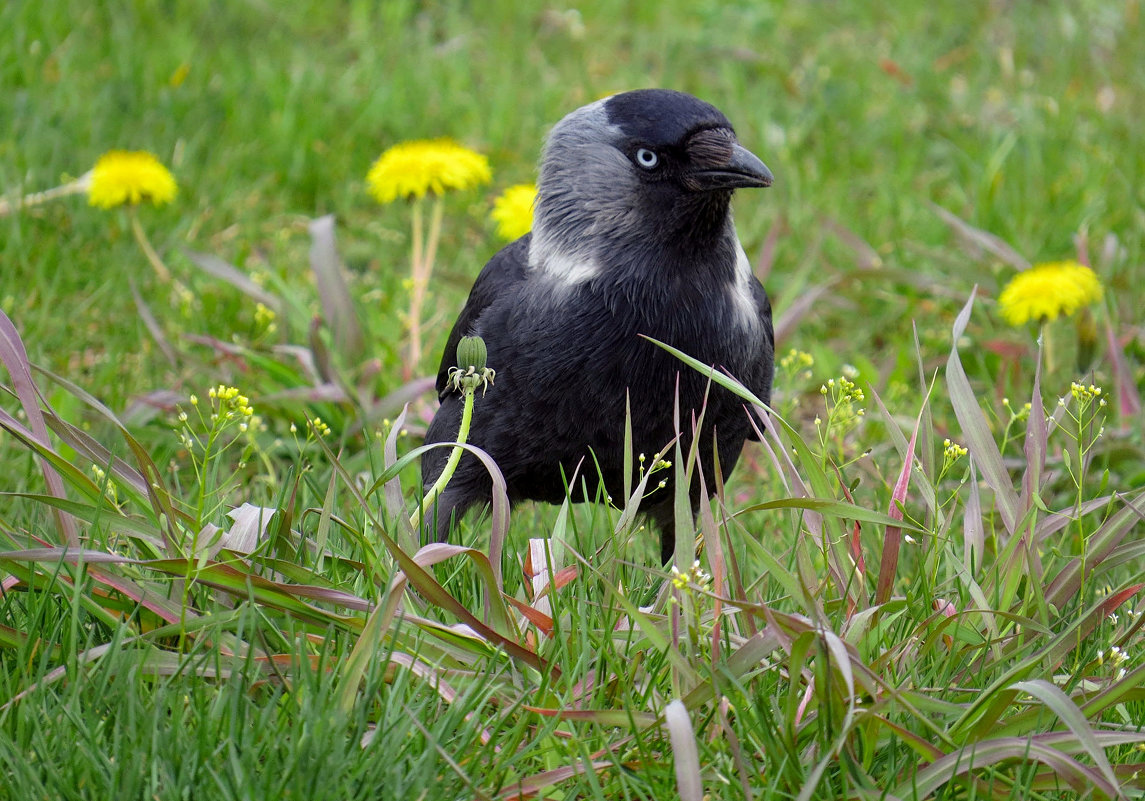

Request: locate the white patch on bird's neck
(730, 238), (760, 331)
(529, 244), (601, 284)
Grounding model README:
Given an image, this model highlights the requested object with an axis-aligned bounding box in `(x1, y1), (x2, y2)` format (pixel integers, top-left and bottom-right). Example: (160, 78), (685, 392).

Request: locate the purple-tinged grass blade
(695, 465), (725, 657)
(930, 203), (1031, 270)
(362, 376), (436, 429)
(1105, 316), (1143, 426)
(1012, 678), (1121, 791)
(896, 736), (1123, 799)
(964, 457), (984, 570)
(1045, 492), (1145, 609)
(0, 310), (77, 544)
(0, 414), (105, 504)
(1035, 493), (1116, 542)
(0, 493), (162, 547)
(911, 323), (937, 483)
(875, 403), (921, 605)
(664, 699), (703, 801)
(383, 405), (418, 554)
(316, 435), (531, 667)
(774, 282), (834, 346)
(411, 542), (514, 636)
(309, 215), (365, 362)
(1021, 340), (1048, 515)
(752, 213), (784, 281)
(183, 248), (284, 312)
(946, 289), (1021, 536)
(870, 385), (936, 515)
(24, 362), (192, 547)
(823, 216), (883, 269)
(42, 412), (150, 498)
(129, 279), (177, 366)
(497, 761), (615, 800)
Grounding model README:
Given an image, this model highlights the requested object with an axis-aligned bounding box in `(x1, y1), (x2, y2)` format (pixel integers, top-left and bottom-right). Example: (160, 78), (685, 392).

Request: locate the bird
(421, 89), (775, 563)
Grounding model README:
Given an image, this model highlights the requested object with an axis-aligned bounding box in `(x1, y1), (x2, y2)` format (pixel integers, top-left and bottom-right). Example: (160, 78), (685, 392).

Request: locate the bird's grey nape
(527, 97), (632, 287)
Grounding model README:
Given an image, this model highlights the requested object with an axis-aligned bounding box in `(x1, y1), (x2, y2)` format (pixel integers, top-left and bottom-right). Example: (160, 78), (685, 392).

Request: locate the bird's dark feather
(435, 235), (531, 400)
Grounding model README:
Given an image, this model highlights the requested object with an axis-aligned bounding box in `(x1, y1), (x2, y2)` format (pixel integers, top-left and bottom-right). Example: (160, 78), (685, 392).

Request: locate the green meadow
(2, 1), (1143, 798)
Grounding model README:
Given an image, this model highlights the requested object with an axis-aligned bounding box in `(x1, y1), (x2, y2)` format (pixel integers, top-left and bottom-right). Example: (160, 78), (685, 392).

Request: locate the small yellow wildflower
(943, 438), (968, 460)
(490, 183), (537, 240)
(778, 348), (814, 372)
(254, 302), (277, 333)
(366, 139), (491, 204)
(997, 260), (1103, 326)
(1070, 382), (1103, 404)
(670, 560), (712, 592)
(87, 150), (177, 209)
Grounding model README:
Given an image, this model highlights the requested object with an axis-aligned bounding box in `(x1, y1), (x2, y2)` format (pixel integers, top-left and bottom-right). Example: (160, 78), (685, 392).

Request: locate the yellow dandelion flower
(87, 150), (177, 209)
(490, 183), (537, 240)
(366, 139), (491, 204)
(997, 260), (1103, 326)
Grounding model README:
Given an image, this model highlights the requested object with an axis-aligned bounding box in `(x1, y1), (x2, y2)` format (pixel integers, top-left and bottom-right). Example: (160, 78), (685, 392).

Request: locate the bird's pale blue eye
(635, 148), (659, 169)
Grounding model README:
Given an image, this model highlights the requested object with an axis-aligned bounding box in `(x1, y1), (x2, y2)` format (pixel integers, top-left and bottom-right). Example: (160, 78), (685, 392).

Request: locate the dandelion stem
(413, 385), (475, 532)
(0, 173), (93, 217)
(405, 198), (428, 379)
(129, 207), (172, 282)
(423, 195), (444, 280)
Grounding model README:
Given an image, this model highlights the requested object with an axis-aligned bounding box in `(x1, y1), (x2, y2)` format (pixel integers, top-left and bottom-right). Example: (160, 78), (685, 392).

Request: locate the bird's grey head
(529, 89), (773, 284)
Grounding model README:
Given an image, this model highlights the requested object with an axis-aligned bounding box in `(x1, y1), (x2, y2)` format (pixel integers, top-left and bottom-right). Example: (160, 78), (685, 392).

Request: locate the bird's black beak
(689, 143), (773, 192)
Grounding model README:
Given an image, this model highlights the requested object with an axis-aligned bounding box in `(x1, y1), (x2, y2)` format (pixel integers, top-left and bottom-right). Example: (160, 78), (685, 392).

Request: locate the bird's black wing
(435, 234), (531, 400)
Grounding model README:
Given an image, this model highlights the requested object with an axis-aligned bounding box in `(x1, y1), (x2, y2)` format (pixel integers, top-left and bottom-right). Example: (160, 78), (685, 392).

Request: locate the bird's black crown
(604, 89), (733, 146)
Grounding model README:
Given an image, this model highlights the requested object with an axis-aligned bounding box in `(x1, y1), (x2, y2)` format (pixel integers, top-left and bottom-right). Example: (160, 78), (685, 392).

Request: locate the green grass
(2, 0), (1145, 798)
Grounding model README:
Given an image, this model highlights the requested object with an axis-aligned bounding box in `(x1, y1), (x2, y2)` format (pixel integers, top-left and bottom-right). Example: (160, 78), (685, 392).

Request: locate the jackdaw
(421, 89), (775, 563)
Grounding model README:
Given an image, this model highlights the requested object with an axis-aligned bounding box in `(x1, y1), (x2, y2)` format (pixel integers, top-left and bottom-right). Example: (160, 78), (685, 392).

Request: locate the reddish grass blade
(946, 289), (1021, 535)
(183, 247), (283, 311)
(496, 761), (615, 800)
(1012, 678), (1121, 791)
(823, 216), (883, 269)
(1045, 493), (1144, 609)
(774, 282), (833, 346)
(930, 203), (1030, 270)
(1104, 316), (1143, 426)
(308, 215), (365, 361)
(0, 310), (77, 544)
(897, 736), (1122, 799)
(964, 457), (984, 569)
(382, 405), (418, 554)
(129, 279), (177, 366)
(752, 212), (785, 281)
(876, 405), (921, 605)
(1020, 342), (1047, 514)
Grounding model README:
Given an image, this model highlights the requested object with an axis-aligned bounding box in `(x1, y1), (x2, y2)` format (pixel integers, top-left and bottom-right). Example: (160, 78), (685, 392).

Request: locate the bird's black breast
(456, 256), (771, 495)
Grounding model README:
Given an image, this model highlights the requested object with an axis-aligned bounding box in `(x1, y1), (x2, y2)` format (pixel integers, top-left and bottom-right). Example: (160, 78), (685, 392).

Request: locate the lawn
(2, 1), (1144, 798)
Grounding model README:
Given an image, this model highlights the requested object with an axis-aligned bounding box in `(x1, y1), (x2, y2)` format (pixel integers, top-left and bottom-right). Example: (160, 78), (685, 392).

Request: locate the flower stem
(405, 199), (425, 379)
(0, 173), (92, 217)
(404, 196), (444, 379)
(412, 385), (475, 532)
(129, 207), (172, 282)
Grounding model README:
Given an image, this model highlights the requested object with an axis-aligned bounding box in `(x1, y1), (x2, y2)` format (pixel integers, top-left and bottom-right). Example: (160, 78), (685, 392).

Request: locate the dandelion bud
(456, 335), (488, 372)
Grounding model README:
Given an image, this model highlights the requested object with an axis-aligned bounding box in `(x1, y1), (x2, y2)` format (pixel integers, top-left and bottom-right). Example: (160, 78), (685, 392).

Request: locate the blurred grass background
(4, 0), (1141, 404)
